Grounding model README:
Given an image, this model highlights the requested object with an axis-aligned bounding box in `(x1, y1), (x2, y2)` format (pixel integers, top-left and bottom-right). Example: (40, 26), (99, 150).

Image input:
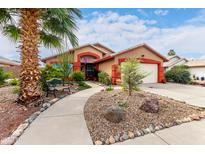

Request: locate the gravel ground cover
(0, 82), (89, 141)
(84, 90), (205, 144)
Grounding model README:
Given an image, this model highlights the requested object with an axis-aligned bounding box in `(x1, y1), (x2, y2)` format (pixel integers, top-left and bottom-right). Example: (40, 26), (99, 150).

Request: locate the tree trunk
(17, 8), (42, 106)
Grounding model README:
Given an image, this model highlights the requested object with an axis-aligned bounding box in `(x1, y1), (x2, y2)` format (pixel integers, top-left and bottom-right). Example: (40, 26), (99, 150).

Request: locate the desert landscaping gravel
(84, 90), (205, 143)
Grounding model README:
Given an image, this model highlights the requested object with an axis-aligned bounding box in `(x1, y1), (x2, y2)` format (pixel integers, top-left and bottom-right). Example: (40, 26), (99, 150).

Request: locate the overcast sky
(1, 8), (205, 61)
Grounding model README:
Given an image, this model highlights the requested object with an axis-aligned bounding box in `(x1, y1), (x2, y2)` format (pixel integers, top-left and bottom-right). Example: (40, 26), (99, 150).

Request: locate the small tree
(168, 49), (176, 56)
(57, 49), (74, 85)
(121, 58), (146, 96)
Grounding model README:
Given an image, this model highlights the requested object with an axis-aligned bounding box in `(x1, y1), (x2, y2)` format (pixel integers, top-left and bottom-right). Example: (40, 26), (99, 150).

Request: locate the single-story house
(185, 59), (205, 81)
(0, 56), (20, 78)
(163, 55), (188, 71)
(41, 43), (168, 84)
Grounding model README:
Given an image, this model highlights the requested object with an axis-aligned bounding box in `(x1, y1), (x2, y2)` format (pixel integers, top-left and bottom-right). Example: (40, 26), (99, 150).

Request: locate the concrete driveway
(141, 83), (205, 108)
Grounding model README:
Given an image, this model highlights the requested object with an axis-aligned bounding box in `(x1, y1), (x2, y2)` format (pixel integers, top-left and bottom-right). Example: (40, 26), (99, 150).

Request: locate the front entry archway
(73, 52), (100, 80)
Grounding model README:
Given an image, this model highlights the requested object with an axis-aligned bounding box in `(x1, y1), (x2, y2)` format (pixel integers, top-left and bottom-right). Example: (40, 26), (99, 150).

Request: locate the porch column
(112, 64), (118, 85)
(158, 64), (166, 83)
(73, 62), (81, 71)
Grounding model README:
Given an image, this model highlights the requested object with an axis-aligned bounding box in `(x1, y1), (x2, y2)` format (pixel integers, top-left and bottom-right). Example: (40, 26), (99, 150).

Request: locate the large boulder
(104, 105), (125, 123)
(140, 98), (159, 113)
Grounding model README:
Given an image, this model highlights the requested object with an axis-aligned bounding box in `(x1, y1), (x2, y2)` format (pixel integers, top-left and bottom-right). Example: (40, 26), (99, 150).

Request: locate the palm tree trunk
(17, 8), (42, 106)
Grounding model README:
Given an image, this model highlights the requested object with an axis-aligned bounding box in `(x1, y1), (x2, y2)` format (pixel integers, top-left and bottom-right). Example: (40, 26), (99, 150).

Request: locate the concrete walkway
(15, 82), (103, 145)
(115, 119), (205, 145)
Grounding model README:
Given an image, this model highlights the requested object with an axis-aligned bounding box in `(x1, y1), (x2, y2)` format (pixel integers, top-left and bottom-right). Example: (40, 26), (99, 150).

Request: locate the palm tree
(0, 8), (82, 106)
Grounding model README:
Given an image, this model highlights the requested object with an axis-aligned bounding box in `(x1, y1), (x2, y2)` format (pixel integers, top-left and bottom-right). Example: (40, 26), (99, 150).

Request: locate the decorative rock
(199, 113), (205, 118)
(135, 131), (141, 137)
(191, 115), (200, 121)
(34, 111), (41, 116)
(12, 124), (26, 137)
(0, 136), (17, 145)
(42, 103), (51, 109)
(18, 123), (29, 130)
(128, 131), (135, 139)
(176, 119), (182, 124)
(172, 121), (178, 126)
(105, 139), (110, 145)
(100, 138), (105, 144)
(140, 130), (144, 135)
(119, 136), (124, 142)
(143, 128), (151, 134)
(149, 124), (155, 133)
(28, 114), (38, 123)
(140, 98), (159, 113)
(154, 126), (160, 131)
(109, 136), (115, 144)
(40, 107), (45, 112)
(104, 105), (125, 123)
(114, 134), (120, 142)
(95, 140), (103, 145)
(122, 132), (129, 140)
(164, 123), (171, 128)
(51, 98), (59, 103)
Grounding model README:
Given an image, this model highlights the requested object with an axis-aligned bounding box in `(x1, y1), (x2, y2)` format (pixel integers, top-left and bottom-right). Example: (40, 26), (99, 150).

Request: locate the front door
(81, 63), (97, 80)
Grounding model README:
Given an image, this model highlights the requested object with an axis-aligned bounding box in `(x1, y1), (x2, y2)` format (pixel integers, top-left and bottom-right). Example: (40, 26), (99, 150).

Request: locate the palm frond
(41, 8), (82, 48)
(39, 31), (62, 48)
(3, 24), (20, 42)
(0, 9), (18, 26)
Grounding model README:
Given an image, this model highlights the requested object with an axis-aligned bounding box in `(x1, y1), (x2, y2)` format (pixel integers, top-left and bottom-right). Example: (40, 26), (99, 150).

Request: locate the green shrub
(77, 81), (91, 90)
(0, 68), (10, 85)
(71, 71), (85, 81)
(12, 86), (20, 94)
(106, 85), (113, 91)
(165, 65), (191, 84)
(9, 78), (20, 86)
(41, 64), (63, 80)
(40, 64), (63, 90)
(98, 71), (111, 85)
(117, 100), (128, 109)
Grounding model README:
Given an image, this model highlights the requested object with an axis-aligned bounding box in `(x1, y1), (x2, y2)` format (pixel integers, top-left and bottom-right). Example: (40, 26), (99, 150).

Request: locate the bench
(45, 78), (71, 97)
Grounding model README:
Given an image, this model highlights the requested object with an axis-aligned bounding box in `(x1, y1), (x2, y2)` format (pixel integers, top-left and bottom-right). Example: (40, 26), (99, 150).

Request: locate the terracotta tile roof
(164, 57), (188, 67)
(0, 56), (20, 66)
(41, 43), (110, 62)
(95, 43), (168, 63)
(185, 59), (205, 67)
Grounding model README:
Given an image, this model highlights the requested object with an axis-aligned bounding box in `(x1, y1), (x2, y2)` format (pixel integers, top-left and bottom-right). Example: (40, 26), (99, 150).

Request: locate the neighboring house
(163, 55), (188, 71)
(41, 43), (167, 84)
(0, 56), (20, 67)
(0, 56), (20, 78)
(185, 59), (205, 81)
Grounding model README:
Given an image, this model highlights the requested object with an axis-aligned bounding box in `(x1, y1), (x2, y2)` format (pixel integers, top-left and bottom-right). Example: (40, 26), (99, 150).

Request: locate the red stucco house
(41, 43), (167, 84)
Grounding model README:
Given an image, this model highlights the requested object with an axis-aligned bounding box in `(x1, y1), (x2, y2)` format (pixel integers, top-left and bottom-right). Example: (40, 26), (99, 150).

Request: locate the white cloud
(187, 9), (205, 25)
(137, 9), (148, 17)
(76, 11), (205, 58)
(1, 10), (205, 60)
(154, 9), (169, 16)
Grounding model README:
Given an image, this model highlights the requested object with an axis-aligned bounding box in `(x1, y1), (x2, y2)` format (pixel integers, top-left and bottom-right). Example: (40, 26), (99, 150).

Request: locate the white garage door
(140, 63), (158, 83)
(121, 63), (158, 83)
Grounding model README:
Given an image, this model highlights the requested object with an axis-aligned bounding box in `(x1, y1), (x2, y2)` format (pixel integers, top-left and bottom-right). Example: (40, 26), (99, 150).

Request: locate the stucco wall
(114, 46), (164, 64)
(98, 59), (114, 76)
